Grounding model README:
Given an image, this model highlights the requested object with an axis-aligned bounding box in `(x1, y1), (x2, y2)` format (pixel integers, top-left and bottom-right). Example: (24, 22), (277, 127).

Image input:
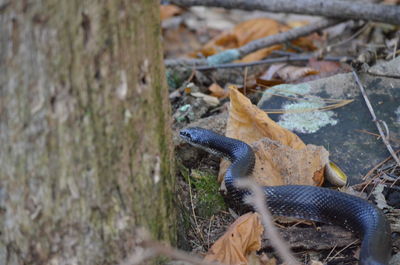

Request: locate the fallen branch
(237, 19), (340, 56)
(165, 19), (342, 67)
(169, 0), (400, 25)
(352, 70), (400, 167)
(236, 179), (301, 265)
(121, 228), (222, 265)
(193, 54), (351, 71)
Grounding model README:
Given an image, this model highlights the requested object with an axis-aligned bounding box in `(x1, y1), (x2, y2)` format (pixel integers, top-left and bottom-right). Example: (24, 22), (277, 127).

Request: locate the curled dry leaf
(275, 65), (319, 82)
(204, 213), (264, 265)
(209, 83), (229, 99)
(218, 87), (328, 186)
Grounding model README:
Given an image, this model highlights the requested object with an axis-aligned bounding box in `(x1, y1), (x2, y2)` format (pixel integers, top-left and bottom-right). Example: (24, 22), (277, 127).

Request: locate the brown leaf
(160, 5), (183, 21)
(226, 86), (305, 149)
(209, 83), (229, 99)
(198, 18), (315, 62)
(218, 87), (328, 186)
(276, 65), (319, 82)
(204, 213), (264, 265)
(251, 138), (327, 186)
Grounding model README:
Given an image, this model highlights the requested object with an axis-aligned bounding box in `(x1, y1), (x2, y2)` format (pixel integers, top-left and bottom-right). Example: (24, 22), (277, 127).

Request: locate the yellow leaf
(218, 86), (328, 186)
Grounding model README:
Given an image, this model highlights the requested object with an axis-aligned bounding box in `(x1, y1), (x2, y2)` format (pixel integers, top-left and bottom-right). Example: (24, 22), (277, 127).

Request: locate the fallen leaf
(259, 253), (277, 265)
(204, 213), (264, 265)
(256, 63), (286, 86)
(307, 59), (342, 73)
(160, 5), (183, 21)
(198, 18), (315, 62)
(257, 64), (320, 84)
(209, 83), (229, 99)
(276, 65), (319, 82)
(191, 92), (220, 106)
(226, 86), (305, 149)
(251, 138), (327, 186)
(218, 86), (328, 186)
(309, 260), (324, 265)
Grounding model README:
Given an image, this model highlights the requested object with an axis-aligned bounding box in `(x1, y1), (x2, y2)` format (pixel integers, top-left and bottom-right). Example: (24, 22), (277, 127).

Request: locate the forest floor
(162, 4), (400, 265)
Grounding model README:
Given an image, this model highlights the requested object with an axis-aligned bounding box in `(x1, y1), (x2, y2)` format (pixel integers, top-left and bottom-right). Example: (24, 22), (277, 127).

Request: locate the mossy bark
(0, 0), (175, 264)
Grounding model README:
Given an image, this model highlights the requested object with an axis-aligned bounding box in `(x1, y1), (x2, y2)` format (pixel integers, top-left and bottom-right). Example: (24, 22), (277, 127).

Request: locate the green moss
(182, 169), (226, 218)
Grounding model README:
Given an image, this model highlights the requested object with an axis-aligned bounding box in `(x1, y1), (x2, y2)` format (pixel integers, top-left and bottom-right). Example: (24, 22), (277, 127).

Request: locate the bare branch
(165, 19), (342, 68)
(121, 228), (223, 265)
(237, 19), (340, 56)
(169, 0), (400, 25)
(235, 179), (301, 265)
(352, 70), (400, 167)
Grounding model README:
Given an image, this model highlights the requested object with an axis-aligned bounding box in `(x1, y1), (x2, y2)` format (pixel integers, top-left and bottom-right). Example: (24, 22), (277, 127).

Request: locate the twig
(187, 176), (205, 242)
(325, 239), (359, 262)
(235, 179), (300, 265)
(362, 150), (400, 180)
(352, 70), (400, 168)
(243, 66), (248, 95)
(323, 243), (338, 264)
(181, 54), (351, 71)
(169, 0), (400, 25)
(237, 19), (341, 56)
(122, 240), (222, 265)
(165, 19), (343, 68)
(327, 22), (370, 50)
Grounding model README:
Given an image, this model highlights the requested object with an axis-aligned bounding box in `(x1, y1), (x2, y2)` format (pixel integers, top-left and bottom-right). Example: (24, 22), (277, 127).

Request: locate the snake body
(179, 127), (391, 265)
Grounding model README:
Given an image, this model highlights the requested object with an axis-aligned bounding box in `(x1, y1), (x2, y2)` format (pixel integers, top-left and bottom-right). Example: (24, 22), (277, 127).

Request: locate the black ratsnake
(179, 127), (391, 265)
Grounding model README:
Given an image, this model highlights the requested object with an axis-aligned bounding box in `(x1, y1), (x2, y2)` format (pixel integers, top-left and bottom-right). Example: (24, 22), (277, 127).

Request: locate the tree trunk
(0, 1), (175, 264)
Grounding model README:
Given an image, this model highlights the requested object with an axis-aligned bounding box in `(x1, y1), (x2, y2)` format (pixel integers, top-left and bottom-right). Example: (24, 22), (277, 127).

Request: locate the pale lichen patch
(278, 101), (338, 134)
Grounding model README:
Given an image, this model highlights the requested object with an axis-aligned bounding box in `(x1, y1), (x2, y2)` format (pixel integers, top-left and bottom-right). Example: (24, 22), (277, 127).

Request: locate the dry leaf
(308, 59), (342, 73)
(204, 213), (264, 265)
(160, 5), (183, 21)
(256, 64), (286, 86)
(218, 87), (328, 186)
(198, 18), (315, 62)
(191, 92), (220, 106)
(209, 83), (229, 99)
(309, 261), (324, 265)
(276, 65), (319, 82)
(257, 64), (320, 84)
(251, 138), (327, 186)
(259, 253), (277, 265)
(226, 86), (305, 149)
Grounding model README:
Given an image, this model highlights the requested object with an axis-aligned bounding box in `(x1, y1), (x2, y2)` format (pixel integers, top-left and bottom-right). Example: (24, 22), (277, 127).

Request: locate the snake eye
(179, 130), (192, 140)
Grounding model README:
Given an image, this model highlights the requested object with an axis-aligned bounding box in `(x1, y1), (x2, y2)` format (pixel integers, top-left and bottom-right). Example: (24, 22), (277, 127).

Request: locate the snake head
(179, 127), (210, 145)
(179, 127), (234, 160)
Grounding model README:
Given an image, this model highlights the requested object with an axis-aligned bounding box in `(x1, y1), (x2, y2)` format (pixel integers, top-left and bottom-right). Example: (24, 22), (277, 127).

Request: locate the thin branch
(165, 19), (342, 68)
(237, 19), (341, 56)
(169, 0), (400, 25)
(193, 54), (352, 71)
(121, 228), (222, 265)
(142, 240), (222, 265)
(235, 179), (300, 265)
(352, 70), (400, 167)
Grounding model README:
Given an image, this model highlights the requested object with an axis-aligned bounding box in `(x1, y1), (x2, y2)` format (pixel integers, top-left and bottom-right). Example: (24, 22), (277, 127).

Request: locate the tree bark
(0, 1), (175, 264)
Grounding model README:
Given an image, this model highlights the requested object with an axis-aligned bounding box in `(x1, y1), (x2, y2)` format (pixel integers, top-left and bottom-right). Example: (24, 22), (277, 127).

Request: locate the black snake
(180, 127), (391, 265)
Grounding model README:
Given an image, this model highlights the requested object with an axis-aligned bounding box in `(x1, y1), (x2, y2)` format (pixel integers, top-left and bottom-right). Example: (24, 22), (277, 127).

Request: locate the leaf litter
(166, 4), (400, 265)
